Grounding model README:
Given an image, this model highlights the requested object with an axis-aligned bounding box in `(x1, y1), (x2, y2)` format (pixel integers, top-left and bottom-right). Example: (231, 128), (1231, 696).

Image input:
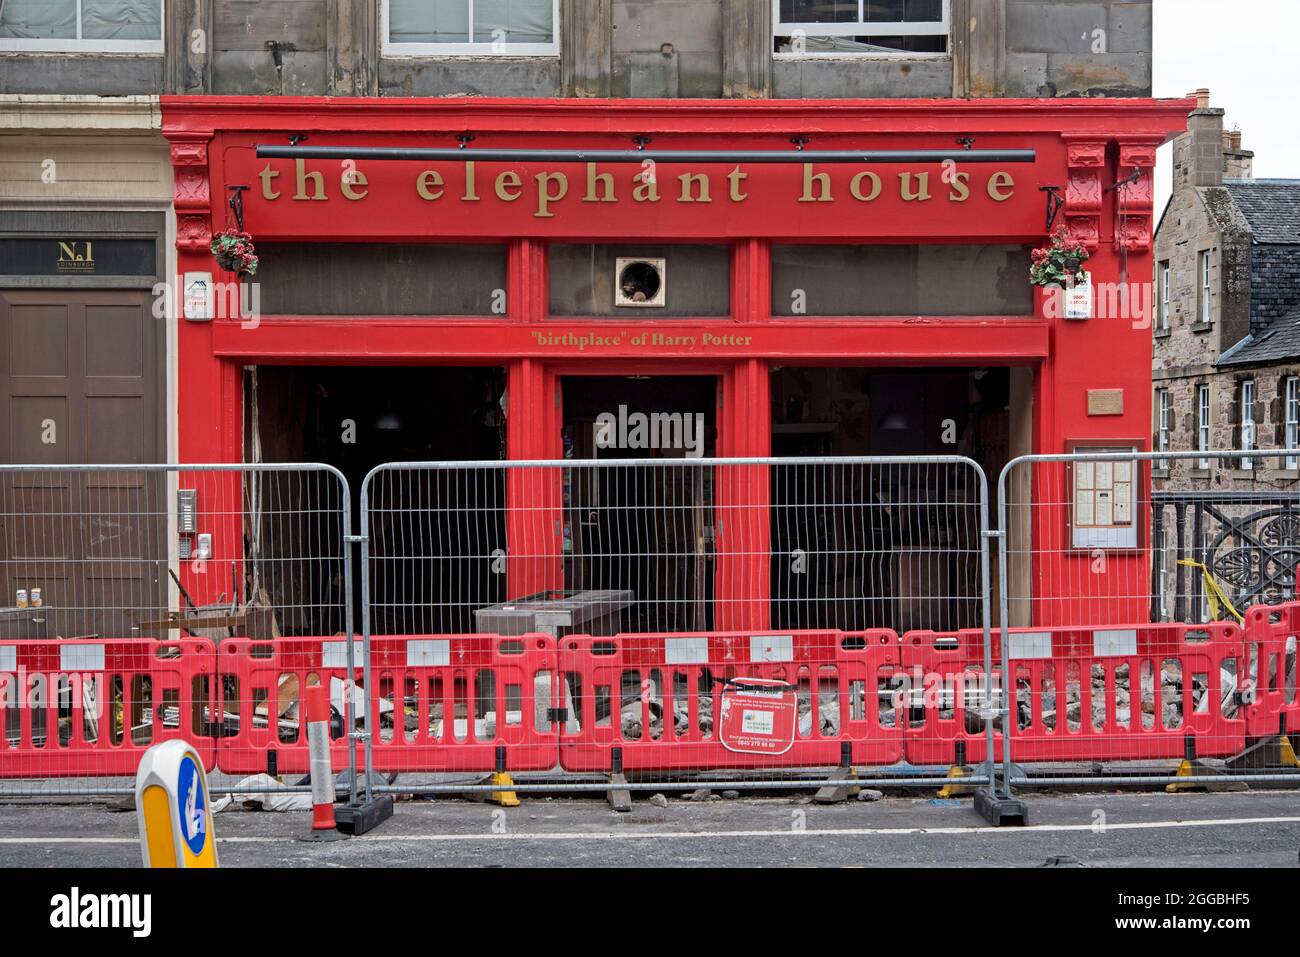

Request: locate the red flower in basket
(210, 228), (259, 278)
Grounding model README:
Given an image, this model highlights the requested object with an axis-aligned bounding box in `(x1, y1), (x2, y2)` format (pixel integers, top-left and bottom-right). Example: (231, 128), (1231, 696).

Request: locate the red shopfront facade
(161, 95), (1191, 630)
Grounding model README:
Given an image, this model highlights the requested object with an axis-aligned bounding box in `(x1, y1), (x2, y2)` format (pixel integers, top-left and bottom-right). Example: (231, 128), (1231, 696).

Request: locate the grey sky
(1154, 0), (1300, 212)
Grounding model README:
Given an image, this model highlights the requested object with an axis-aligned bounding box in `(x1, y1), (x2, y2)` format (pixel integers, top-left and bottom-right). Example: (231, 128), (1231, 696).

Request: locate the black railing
(1152, 491), (1300, 623)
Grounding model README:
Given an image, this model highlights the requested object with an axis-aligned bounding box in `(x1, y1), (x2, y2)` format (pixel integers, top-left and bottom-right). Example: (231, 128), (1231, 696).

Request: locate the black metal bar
(1192, 502), (1205, 619)
(1153, 490), (1300, 503)
(255, 145), (1038, 165)
(1174, 502), (1187, 622)
(1151, 503), (1165, 622)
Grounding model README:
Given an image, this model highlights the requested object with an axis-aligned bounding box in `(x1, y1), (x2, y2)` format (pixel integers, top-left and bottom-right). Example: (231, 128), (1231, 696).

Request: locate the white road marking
(1, 815), (1298, 845)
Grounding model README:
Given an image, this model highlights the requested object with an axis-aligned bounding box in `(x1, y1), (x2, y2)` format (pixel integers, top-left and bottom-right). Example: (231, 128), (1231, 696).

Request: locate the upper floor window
(0, 0), (162, 53)
(774, 0), (949, 56)
(1158, 261), (1170, 331)
(1286, 376), (1299, 470)
(1155, 387), (1171, 470)
(1197, 383), (1211, 470)
(1238, 378), (1256, 470)
(1199, 250), (1212, 325)
(383, 0), (559, 56)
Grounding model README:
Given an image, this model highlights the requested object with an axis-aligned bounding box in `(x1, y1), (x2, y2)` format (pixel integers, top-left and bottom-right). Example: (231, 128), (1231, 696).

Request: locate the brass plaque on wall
(1087, 389), (1125, 416)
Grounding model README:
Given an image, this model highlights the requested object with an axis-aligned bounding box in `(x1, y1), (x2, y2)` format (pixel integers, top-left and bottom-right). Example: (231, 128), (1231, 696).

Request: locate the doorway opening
(560, 375), (719, 632)
(769, 366), (1031, 633)
(246, 365), (507, 635)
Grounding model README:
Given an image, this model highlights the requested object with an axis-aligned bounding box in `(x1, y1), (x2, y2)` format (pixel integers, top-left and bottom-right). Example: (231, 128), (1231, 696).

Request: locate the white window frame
(1197, 384), (1211, 470)
(1286, 376), (1299, 470)
(1158, 261), (1170, 331)
(773, 0), (951, 59)
(382, 0), (561, 57)
(1200, 250), (1212, 325)
(1239, 378), (1256, 470)
(1156, 387), (1170, 469)
(0, 0), (164, 53)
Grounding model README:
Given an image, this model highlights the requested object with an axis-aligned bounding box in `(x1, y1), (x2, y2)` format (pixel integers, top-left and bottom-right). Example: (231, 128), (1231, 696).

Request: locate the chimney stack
(1173, 89), (1225, 191)
(1224, 127), (1254, 180)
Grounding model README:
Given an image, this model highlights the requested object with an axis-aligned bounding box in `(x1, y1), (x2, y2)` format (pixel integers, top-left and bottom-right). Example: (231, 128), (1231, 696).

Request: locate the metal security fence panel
(995, 450), (1300, 788)
(0, 464), (354, 799)
(359, 457), (997, 793)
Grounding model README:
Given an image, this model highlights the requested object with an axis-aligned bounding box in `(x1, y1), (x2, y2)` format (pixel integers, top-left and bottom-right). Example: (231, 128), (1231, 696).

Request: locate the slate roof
(1216, 179), (1300, 366)
(1224, 179), (1300, 244)
(1218, 304), (1300, 366)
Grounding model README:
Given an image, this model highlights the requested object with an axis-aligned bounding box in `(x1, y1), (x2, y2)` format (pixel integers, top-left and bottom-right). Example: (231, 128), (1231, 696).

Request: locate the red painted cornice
(162, 95), (1195, 142)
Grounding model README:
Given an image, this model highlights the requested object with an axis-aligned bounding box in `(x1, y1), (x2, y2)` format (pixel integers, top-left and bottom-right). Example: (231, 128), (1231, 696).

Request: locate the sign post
(135, 740), (219, 868)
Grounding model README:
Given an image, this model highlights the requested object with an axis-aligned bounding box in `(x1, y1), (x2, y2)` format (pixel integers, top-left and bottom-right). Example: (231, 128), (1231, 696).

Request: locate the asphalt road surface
(1, 789), (1298, 867)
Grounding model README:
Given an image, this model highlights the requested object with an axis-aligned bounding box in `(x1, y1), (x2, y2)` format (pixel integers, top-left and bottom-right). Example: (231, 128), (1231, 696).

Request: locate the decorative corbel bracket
(1061, 136), (1106, 252)
(1113, 139), (1160, 254)
(170, 133), (214, 252)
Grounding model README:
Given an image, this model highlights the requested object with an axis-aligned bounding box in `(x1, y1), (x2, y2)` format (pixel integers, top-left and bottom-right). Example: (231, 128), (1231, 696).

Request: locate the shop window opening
(770, 366), (1027, 633)
(560, 375), (718, 634)
(245, 365), (507, 636)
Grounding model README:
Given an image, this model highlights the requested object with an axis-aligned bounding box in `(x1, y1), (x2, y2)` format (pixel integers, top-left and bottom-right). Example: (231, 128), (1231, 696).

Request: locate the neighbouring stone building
(1151, 91), (1300, 621)
(1153, 92), (1300, 489)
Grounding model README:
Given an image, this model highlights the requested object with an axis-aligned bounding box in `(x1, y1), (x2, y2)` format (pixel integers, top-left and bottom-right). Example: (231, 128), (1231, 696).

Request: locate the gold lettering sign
(56, 240), (94, 273)
(255, 162), (1019, 215)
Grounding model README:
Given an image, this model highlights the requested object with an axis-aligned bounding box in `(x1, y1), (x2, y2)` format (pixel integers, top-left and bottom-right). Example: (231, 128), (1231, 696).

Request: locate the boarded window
(256, 243), (508, 316)
(548, 244), (730, 317)
(771, 244), (1033, 317)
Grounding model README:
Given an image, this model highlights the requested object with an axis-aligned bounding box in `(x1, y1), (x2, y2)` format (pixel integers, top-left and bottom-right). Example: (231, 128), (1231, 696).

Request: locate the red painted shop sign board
(719, 678), (798, 756)
(164, 96), (1196, 244)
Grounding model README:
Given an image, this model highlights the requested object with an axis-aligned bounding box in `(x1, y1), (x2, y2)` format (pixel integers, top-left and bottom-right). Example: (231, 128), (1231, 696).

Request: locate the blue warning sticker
(177, 754), (208, 856)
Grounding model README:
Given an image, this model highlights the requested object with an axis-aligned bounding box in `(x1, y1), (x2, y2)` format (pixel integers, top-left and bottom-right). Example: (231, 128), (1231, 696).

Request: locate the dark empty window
(771, 244), (1032, 316)
(549, 244), (730, 317)
(255, 243), (508, 316)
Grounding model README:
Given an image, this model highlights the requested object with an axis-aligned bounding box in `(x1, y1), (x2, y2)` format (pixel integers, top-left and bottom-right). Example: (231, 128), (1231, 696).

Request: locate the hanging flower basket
(1030, 226), (1090, 287)
(210, 228), (259, 278)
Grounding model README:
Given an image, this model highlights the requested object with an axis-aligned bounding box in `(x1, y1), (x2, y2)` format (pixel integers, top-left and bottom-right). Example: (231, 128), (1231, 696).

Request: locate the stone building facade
(1, 1), (1153, 99)
(1152, 94), (1300, 491)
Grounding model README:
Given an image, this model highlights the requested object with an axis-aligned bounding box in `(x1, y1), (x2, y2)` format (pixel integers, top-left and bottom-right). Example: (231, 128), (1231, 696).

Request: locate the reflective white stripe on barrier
(322, 641), (363, 669)
(1009, 632), (1052, 660)
(60, 643), (104, 671)
(1093, 629), (1138, 657)
(750, 635), (794, 662)
(665, 637), (708, 664)
(405, 639), (450, 667)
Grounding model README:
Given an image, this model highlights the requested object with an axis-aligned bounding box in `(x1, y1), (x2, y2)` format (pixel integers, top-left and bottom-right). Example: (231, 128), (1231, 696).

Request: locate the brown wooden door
(0, 290), (165, 638)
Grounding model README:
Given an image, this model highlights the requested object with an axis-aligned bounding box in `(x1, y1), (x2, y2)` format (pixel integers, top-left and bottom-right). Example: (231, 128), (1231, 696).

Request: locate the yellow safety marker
(937, 764), (973, 799)
(486, 771), (521, 807)
(1176, 560), (1244, 625)
(135, 739), (219, 868)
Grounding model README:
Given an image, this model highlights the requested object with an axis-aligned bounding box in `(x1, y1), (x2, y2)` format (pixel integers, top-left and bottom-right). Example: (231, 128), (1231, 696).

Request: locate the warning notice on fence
(719, 679), (797, 756)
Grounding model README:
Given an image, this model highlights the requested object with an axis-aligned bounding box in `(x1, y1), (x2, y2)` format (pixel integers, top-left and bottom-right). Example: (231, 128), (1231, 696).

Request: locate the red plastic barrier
(1243, 602), (1300, 737)
(901, 622), (1248, 764)
(899, 628), (1003, 765)
(0, 637), (217, 778)
(217, 634), (559, 775)
(558, 629), (902, 773)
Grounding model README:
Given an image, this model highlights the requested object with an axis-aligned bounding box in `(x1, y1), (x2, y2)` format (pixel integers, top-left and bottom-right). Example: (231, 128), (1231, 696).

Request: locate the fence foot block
(607, 773), (632, 812)
(334, 796), (394, 836)
(814, 766), (859, 805)
(974, 789), (1027, 827)
(1165, 758), (1249, 793)
(1226, 735), (1300, 771)
(485, 772), (520, 807)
